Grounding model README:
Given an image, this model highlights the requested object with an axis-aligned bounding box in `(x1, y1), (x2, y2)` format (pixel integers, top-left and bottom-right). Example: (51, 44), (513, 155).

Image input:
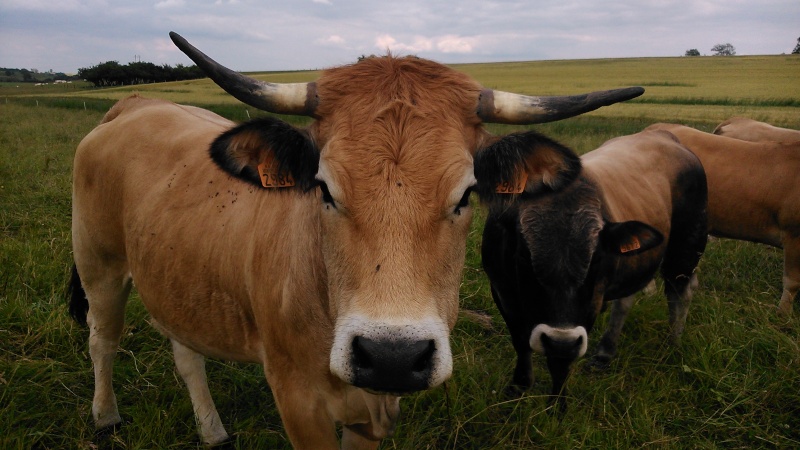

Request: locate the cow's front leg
(545, 356), (571, 414)
(508, 343), (533, 396)
(170, 339), (229, 445)
(270, 373), (340, 450)
(592, 295), (635, 368)
(779, 235), (800, 315)
(341, 427), (381, 450)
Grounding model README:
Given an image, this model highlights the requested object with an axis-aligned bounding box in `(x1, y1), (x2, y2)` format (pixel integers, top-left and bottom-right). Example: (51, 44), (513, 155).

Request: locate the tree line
(686, 37), (800, 57)
(77, 61), (205, 87)
(1, 68), (78, 83)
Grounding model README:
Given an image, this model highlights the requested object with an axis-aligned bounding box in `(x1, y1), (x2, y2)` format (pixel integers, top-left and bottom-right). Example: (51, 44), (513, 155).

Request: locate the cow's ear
(474, 131), (581, 202)
(600, 221), (664, 256)
(210, 117), (318, 191)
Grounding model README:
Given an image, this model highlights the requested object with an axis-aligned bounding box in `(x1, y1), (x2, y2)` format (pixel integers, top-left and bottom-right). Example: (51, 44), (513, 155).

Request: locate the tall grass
(1, 55), (799, 449)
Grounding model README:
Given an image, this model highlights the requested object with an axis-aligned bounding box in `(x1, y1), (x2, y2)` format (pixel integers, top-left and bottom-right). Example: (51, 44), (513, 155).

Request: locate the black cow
(474, 129), (708, 408)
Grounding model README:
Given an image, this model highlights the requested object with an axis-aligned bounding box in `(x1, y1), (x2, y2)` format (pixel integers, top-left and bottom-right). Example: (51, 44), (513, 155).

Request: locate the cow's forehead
(313, 55), (481, 214)
(314, 55), (483, 128)
(519, 189), (603, 289)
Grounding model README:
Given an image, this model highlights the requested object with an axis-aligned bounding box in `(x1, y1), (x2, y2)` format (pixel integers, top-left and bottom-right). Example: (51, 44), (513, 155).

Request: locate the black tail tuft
(68, 264), (89, 327)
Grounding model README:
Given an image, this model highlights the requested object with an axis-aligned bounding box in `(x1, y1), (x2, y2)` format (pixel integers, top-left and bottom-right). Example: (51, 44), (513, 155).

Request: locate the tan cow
(645, 123), (800, 315)
(69, 31), (643, 449)
(713, 117), (800, 142)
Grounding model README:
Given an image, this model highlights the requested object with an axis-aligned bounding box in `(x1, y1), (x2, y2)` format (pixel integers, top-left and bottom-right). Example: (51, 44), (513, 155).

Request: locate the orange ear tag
(257, 153), (295, 188)
(496, 172), (528, 194)
(619, 237), (642, 254)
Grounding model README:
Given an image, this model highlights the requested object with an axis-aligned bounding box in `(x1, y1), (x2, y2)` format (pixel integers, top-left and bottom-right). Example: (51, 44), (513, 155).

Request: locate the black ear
(600, 221), (664, 256)
(210, 117), (318, 191)
(474, 131), (581, 203)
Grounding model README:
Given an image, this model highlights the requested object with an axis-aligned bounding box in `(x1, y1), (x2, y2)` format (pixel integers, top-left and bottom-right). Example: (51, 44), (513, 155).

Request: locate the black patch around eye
(455, 186), (475, 215)
(315, 180), (336, 207)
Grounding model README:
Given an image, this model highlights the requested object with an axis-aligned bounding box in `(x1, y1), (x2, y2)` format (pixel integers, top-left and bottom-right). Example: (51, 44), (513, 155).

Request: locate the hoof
(208, 436), (235, 449)
(545, 395), (568, 416)
(586, 355), (611, 372)
(776, 302), (793, 317)
(502, 383), (528, 399)
(94, 420), (123, 441)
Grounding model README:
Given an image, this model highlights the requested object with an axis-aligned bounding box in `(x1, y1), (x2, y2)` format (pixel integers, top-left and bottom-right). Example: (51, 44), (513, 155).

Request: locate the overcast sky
(1, 0), (798, 74)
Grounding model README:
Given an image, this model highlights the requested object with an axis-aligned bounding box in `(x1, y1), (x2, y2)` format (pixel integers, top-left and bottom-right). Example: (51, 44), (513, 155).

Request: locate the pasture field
(1, 55), (799, 449)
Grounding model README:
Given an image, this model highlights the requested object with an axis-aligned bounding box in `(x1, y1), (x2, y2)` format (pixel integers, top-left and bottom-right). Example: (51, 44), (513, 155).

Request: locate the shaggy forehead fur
(519, 178), (604, 289)
(313, 56), (484, 227)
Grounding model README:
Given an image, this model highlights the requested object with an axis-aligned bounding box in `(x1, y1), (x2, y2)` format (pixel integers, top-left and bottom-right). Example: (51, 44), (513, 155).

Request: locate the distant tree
(685, 48), (701, 56)
(78, 60), (205, 87)
(792, 37), (800, 54)
(711, 43), (736, 56)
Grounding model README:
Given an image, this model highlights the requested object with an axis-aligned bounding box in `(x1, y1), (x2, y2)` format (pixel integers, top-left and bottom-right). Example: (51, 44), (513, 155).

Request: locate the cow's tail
(68, 264), (89, 327)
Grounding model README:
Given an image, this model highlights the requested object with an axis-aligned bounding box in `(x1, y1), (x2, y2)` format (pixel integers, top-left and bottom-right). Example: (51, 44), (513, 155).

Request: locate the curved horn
(169, 32), (318, 116)
(477, 86), (644, 124)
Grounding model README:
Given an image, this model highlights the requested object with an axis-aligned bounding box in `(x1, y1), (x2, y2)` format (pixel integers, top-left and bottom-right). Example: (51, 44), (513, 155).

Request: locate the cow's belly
(707, 207), (783, 248)
(135, 276), (264, 363)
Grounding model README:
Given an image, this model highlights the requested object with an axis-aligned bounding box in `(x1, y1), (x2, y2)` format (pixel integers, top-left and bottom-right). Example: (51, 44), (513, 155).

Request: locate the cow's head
(171, 32), (643, 395)
(474, 131), (663, 363)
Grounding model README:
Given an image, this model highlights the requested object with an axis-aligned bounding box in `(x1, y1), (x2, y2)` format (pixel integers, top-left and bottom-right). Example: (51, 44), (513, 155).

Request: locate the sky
(1, 0), (798, 74)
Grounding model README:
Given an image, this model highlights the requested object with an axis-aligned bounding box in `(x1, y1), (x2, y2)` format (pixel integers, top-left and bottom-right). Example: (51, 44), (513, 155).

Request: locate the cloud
(1, 0), (104, 12)
(375, 34), (433, 53)
(312, 0), (332, 4)
(436, 35), (475, 53)
(155, 0), (184, 10)
(316, 35), (346, 46)
(375, 34), (476, 54)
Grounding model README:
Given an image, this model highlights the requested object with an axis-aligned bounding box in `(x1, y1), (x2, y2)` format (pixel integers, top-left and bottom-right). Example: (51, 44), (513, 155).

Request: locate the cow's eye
(454, 186), (474, 215)
(316, 180), (336, 208)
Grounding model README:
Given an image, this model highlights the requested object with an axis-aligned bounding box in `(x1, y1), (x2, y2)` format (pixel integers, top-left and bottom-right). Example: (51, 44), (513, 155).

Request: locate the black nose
(351, 336), (435, 394)
(540, 333), (584, 360)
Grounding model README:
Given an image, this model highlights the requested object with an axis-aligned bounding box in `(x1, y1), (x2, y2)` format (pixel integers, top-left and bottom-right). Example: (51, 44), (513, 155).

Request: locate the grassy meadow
(1, 55), (799, 449)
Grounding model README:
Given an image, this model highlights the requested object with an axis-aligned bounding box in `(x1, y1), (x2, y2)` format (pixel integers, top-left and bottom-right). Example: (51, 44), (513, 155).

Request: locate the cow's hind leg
(170, 339), (229, 445)
(78, 263), (132, 430)
(591, 295), (635, 368)
(663, 272), (697, 343)
(661, 203), (706, 342)
(778, 236), (800, 315)
(661, 234), (705, 342)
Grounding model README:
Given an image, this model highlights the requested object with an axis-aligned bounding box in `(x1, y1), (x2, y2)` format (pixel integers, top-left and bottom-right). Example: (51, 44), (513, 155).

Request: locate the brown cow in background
(713, 117), (800, 142)
(646, 123), (800, 315)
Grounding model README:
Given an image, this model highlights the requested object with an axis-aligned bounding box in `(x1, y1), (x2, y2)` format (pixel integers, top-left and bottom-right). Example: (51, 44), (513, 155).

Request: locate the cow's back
(72, 95), (326, 363)
(713, 117), (800, 143)
(581, 130), (703, 234)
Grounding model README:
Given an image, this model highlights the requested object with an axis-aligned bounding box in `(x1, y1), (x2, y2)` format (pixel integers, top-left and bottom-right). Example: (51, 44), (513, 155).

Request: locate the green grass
(1, 55), (799, 449)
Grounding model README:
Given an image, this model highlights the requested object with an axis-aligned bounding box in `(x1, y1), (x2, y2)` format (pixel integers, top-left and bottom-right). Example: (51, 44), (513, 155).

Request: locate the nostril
(351, 336), (374, 370)
(411, 340), (435, 372)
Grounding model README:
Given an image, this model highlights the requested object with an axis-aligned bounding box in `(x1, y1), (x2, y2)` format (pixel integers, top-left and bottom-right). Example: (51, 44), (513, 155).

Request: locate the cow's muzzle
(330, 316), (453, 394)
(530, 324), (588, 360)
(351, 336), (435, 394)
